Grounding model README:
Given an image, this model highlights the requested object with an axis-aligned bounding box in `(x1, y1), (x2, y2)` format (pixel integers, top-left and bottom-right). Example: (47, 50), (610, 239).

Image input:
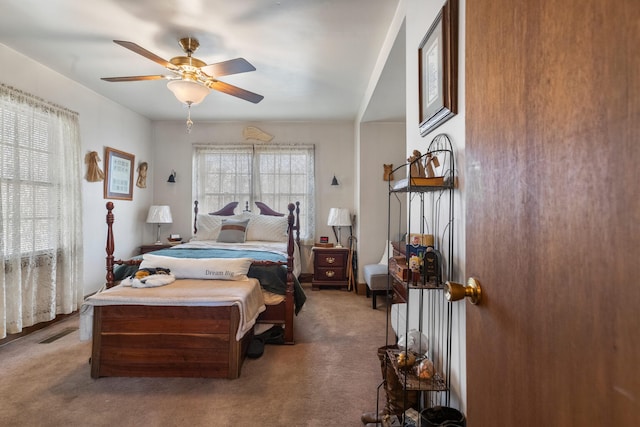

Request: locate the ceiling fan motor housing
(170, 56), (206, 68)
(178, 37), (200, 55)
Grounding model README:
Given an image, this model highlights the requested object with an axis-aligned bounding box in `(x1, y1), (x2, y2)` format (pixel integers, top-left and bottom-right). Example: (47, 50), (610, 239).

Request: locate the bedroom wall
(148, 120), (356, 273)
(357, 122), (406, 269)
(404, 0), (467, 411)
(0, 43), (154, 297)
(355, 2), (407, 278)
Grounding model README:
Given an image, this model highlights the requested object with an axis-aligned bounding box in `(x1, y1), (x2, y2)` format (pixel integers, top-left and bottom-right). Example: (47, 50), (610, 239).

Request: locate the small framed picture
(104, 147), (135, 200)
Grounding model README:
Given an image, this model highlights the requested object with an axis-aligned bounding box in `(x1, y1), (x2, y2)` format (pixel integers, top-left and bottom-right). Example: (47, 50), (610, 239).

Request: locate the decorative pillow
(216, 218), (250, 243)
(244, 213), (289, 242)
(141, 254), (252, 281)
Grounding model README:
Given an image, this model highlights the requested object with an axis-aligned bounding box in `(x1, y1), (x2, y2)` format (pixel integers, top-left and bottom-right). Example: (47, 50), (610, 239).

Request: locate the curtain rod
(0, 83), (79, 117)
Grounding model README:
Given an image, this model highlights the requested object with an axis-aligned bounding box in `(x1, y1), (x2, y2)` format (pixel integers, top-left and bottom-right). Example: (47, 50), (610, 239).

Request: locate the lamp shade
(167, 80), (210, 105)
(327, 208), (351, 227)
(146, 205), (173, 224)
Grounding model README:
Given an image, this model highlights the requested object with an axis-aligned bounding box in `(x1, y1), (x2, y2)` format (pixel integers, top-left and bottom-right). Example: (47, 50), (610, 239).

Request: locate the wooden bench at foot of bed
(91, 304), (252, 379)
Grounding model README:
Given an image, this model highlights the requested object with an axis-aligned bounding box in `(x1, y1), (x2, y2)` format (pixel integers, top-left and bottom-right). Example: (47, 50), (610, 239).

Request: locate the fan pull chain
(186, 103), (194, 133)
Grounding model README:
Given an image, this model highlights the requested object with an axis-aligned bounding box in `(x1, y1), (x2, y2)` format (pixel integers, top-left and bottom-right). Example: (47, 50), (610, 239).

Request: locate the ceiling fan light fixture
(167, 79), (210, 106)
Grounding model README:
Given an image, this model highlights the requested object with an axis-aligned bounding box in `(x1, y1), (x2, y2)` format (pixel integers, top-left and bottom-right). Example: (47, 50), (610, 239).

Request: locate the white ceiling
(0, 0), (405, 123)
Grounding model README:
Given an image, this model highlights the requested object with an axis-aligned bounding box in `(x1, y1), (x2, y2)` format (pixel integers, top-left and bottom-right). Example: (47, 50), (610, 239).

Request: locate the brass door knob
(445, 278), (482, 305)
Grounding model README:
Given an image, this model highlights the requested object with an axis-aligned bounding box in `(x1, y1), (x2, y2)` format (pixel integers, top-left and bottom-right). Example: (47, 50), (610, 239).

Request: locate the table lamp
(146, 205), (173, 244)
(327, 208), (351, 248)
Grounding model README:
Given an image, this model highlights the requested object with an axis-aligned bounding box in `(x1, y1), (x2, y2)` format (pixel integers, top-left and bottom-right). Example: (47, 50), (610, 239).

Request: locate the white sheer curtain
(254, 144), (315, 244)
(192, 144), (253, 211)
(0, 84), (83, 339)
(192, 143), (315, 243)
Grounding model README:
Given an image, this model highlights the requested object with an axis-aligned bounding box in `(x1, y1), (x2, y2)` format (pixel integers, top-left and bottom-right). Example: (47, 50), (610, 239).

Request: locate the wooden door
(465, 0), (639, 425)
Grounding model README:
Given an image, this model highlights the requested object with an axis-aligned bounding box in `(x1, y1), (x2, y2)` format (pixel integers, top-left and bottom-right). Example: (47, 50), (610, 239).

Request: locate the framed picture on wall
(104, 147), (135, 200)
(418, 0), (459, 136)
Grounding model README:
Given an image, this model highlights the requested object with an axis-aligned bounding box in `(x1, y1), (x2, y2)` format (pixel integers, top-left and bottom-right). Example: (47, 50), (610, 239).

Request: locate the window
(0, 84), (83, 338)
(0, 109), (56, 255)
(193, 144), (315, 242)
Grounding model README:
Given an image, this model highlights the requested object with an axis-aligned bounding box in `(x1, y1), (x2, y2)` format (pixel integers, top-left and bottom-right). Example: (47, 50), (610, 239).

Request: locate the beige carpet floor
(0, 283), (390, 427)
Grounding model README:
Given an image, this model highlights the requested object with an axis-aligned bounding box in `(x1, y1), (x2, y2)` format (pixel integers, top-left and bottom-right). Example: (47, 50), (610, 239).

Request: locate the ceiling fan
(102, 38), (263, 131)
(102, 37), (263, 104)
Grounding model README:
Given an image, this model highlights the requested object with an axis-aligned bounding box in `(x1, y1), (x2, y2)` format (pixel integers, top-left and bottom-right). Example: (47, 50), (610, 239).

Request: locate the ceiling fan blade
(101, 75), (168, 82)
(201, 58), (256, 77)
(207, 80), (264, 104)
(113, 40), (179, 71)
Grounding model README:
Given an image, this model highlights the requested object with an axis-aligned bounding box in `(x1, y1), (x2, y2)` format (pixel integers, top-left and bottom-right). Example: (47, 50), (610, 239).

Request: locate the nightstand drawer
(315, 266), (347, 281)
(315, 251), (347, 267)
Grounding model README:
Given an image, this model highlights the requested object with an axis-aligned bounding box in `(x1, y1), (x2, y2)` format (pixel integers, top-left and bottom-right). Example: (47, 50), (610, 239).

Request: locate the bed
(84, 200), (304, 379)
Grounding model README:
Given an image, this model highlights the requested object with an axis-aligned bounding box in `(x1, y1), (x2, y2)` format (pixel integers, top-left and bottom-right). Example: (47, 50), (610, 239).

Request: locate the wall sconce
(331, 174), (339, 186)
(167, 170), (176, 183)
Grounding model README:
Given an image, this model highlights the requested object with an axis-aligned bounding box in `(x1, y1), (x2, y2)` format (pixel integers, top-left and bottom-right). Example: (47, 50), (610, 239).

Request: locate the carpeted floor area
(0, 283), (390, 427)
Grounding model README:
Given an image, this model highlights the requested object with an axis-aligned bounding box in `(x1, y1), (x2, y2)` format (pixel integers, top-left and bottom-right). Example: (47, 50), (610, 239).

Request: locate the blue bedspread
(152, 247), (287, 263)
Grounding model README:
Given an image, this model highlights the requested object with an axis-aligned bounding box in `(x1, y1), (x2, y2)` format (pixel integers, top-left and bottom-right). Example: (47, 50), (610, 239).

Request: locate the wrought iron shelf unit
(379, 134), (456, 418)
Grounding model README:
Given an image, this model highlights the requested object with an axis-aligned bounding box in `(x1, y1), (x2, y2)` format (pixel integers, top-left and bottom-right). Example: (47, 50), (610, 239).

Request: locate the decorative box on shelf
(410, 176), (445, 186)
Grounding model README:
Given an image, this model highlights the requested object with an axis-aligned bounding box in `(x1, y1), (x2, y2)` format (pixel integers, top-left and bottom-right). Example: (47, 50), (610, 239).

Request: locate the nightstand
(139, 243), (172, 254)
(312, 247), (349, 290)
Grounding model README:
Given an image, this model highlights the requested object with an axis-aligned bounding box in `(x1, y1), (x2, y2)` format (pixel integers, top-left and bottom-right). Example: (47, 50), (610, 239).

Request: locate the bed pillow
(140, 254), (252, 281)
(216, 218), (250, 243)
(244, 213), (289, 242)
(192, 214), (223, 241)
(192, 214), (247, 241)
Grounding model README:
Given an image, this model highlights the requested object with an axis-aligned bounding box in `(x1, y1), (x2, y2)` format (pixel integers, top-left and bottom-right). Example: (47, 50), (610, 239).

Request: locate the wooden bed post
(284, 203), (296, 344)
(104, 202), (143, 289)
(193, 200), (199, 235)
(105, 201), (115, 288)
(295, 201), (301, 246)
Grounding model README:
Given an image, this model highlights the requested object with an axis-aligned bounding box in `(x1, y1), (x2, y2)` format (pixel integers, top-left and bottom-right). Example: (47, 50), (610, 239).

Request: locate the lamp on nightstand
(146, 205), (173, 244)
(327, 207), (351, 248)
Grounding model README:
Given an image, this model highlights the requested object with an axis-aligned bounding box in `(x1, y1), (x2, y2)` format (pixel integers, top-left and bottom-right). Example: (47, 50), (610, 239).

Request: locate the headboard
(193, 200), (299, 240)
(208, 201), (238, 216)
